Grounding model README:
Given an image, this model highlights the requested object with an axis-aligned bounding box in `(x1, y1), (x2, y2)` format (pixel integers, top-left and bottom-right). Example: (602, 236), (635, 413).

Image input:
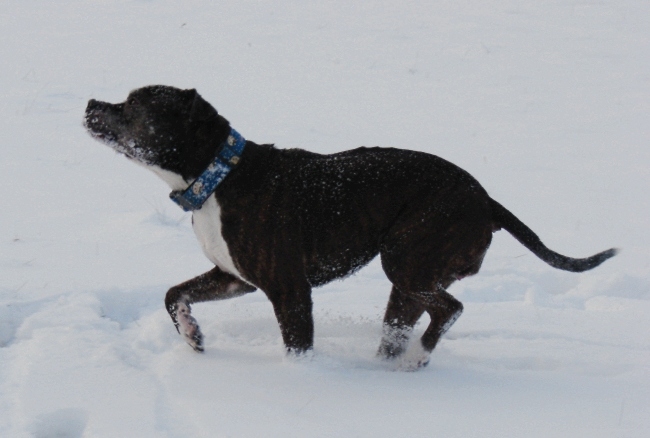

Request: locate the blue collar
(169, 128), (246, 211)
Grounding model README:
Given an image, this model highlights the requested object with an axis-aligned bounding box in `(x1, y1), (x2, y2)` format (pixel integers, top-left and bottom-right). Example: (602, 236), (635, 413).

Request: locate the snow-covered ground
(1, 1), (649, 436)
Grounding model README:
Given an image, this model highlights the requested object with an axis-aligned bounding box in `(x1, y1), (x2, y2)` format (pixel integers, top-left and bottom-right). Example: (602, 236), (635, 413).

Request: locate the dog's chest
(191, 195), (242, 278)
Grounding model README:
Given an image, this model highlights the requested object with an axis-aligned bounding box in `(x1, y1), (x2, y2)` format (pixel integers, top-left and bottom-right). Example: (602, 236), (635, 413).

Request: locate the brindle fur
(84, 85), (616, 366)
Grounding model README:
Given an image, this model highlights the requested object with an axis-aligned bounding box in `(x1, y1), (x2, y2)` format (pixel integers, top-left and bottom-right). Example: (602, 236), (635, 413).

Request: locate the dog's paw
(176, 303), (204, 352)
(184, 323), (204, 353)
(394, 341), (431, 372)
(284, 347), (314, 363)
(377, 342), (407, 360)
(396, 356), (430, 372)
(377, 324), (411, 360)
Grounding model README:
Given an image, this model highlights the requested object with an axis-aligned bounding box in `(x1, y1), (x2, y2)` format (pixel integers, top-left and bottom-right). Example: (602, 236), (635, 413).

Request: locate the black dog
(84, 85), (616, 369)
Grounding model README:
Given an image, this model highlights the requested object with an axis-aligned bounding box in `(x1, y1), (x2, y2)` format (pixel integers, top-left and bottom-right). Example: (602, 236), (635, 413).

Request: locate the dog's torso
(210, 144), (491, 290)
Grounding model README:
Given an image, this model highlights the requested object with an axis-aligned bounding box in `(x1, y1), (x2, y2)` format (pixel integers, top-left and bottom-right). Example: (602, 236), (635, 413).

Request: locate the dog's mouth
(85, 123), (128, 156)
(84, 111), (116, 140)
(84, 111), (138, 159)
(87, 129), (117, 144)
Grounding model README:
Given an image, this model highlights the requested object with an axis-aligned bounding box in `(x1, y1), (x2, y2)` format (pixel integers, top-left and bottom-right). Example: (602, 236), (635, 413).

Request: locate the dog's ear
(184, 89), (231, 163)
(187, 89), (218, 123)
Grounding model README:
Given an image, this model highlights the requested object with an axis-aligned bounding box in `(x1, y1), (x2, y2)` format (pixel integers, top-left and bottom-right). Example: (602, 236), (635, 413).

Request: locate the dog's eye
(127, 97), (139, 107)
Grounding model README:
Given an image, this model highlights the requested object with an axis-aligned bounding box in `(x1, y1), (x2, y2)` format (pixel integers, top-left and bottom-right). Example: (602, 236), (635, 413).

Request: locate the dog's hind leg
(376, 279), (463, 370)
(397, 285), (463, 370)
(418, 286), (463, 357)
(378, 191), (491, 369)
(165, 266), (256, 351)
(377, 286), (425, 359)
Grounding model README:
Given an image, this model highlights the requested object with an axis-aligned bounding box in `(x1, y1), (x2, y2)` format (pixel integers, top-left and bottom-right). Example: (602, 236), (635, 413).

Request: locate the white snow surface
(1, 1), (649, 436)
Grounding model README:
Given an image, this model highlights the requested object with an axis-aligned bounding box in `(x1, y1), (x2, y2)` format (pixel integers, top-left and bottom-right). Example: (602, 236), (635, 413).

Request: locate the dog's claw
(187, 330), (204, 352)
(188, 341), (205, 353)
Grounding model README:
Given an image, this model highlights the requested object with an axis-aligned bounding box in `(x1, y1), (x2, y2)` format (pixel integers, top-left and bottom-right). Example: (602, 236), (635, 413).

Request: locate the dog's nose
(84, 99), (107, 128)
(86, 98), (113, 114)
(86, 99), (101, 111)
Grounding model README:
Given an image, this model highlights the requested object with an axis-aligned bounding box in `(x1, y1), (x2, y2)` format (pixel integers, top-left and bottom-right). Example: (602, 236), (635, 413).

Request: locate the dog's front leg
(165, 266), (256, 351)
(265, 282), (314, 356)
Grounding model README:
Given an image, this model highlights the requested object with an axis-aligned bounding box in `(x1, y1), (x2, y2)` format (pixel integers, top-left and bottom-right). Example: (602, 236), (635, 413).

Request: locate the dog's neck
(144, 164), (190, 192)
(168, 128), (246, 212)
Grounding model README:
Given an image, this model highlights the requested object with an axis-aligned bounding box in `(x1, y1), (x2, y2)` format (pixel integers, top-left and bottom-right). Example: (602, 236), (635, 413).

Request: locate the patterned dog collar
(169, 128), (246, 211)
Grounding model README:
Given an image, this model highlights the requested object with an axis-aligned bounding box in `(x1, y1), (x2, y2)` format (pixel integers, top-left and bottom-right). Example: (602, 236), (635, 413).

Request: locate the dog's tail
(489, 198), (617, 272)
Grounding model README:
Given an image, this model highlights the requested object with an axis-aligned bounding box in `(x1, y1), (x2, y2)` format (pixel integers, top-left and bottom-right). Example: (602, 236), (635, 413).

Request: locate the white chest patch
(143, 164), (244, 279)
(191, 195), (243, 278)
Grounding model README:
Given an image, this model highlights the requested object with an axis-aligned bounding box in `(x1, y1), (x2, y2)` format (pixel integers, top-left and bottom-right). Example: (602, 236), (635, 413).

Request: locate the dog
(84, 85), (616, 369)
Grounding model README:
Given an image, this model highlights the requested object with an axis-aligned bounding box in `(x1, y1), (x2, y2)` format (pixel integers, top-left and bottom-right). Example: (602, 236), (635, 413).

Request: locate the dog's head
(84, 85), (231, 181)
